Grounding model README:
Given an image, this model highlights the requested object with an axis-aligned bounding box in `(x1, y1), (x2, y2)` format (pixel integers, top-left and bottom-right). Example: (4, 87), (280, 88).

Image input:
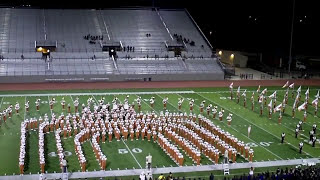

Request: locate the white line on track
(121, 138), (142, 169)
(0, 91), (195, 97)
(174, 93), (283, 160)
(196, 92), (313, 157)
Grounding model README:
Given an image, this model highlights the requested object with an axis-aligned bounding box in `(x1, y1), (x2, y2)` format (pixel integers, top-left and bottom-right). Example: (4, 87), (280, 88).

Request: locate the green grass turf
(0, 86), (319, 176)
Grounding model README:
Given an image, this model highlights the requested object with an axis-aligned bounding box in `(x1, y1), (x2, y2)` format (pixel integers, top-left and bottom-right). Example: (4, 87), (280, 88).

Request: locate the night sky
(1, 0), (319, 58)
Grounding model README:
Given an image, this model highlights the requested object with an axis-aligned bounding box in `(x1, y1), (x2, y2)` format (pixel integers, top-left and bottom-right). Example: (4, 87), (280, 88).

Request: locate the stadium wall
(0, 72), (224, 83)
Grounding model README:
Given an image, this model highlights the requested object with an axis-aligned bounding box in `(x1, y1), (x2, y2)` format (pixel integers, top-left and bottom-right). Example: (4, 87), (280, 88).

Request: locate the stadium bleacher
(0, 8), (224, 82)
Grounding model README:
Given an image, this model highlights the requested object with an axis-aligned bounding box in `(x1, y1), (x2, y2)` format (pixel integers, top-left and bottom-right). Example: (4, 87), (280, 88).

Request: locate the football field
(0, 86), (319, 176)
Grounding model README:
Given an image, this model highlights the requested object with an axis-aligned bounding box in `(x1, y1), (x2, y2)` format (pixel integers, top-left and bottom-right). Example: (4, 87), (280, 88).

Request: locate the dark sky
(1, 0), (319, 57)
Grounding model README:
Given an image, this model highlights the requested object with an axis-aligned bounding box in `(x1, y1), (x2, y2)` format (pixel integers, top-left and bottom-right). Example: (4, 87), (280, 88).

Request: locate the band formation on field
(0, 82), (319, 178)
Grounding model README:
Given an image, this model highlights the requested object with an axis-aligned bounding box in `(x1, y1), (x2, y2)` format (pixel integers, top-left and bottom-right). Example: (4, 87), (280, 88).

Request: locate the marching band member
(61, 97), (66, 110)
(49, 98), (55, 110)
(178, 98), (184, 111)
(35, 99), (40, 111)
(15, 102), (20, 114)
(25, 100), (29, 112)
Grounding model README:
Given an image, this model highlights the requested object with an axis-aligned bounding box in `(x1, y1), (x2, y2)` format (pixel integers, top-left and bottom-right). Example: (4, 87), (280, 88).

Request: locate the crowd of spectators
(173, 34), (195, 46)
(84, 34), (103, 44)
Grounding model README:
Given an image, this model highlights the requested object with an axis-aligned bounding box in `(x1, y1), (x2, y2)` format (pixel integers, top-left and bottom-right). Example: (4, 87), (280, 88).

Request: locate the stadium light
(218, 51), (222, 56)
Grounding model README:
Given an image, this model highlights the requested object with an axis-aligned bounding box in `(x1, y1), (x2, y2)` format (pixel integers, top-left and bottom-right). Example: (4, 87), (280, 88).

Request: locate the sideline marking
(0, 91), (195, 97)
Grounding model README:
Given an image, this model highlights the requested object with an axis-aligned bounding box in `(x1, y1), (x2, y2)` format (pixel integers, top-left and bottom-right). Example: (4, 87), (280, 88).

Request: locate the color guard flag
(229, 82), (233, 89)
(282, 81), (289, 88)
(312, 98), (318, 107)
(256, 85), (261, 93)
(289, 83), (294, 89)
(305, 88), (310, 96)
(298, 102), (307, 111)
(316, 90), (320, 99)
(293, 99), (297, 109)
(268, 99), (273, 109)
(274, 103), (282, 112)
(297, 86), (302, 93)
(269, 91), (277, 99)
(261, 88), (267, 95)
(237, 86), (241, 93)
(258, 95), (263, 103)
(242, 89), (247, 96)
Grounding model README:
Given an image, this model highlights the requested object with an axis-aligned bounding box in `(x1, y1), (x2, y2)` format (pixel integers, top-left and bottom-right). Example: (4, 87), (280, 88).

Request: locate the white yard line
(121, 139), (142, 169)
(196, 92), (313, 157)
(24, 96), (27, 121)
(0, 91), (195, 97)
(70, 95), (74, 102)
(47, 96), (53, 117)
(174, 93), (284, 160)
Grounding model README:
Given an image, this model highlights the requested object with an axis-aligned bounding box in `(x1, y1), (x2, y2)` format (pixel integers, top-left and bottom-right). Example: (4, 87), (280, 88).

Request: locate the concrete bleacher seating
(158, 10), (211, 52)
(0, 8), (224, 82)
